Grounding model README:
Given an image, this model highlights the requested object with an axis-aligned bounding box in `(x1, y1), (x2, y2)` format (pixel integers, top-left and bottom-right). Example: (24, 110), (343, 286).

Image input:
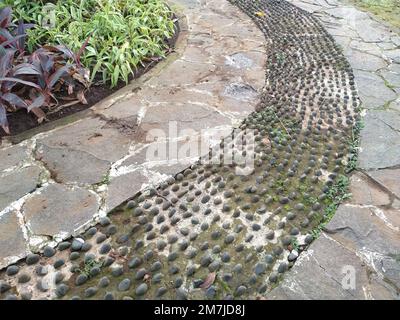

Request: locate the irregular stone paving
(0, 0), (365, 300)
(268, 0), (400, 300)
(0, 0), (266, 268)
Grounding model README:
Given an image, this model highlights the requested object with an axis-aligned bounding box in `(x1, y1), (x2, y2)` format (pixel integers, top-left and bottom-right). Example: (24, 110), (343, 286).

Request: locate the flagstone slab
(353, 70), (397, 109)
(35, 143), (110, 185)
(367, 168), (400, 199)
(22, 184), (100, 237)
(269, 233), (397, 300)
(358, 110), (400, 170)
(0, 166), (42, 212)
(0, 145), (28, 173)
(105, 171), (148, 212)
(0, 211), (27, 269)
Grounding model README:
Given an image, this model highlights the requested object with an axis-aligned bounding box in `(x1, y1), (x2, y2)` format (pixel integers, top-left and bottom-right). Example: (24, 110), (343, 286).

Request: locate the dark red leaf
(0, 77), (41, 89)
(1, 92), (28, 108)
(48, 65), (70, 88)
(13, 63), (41, 76)
(0, 7), (12, 29)
(0, 48), (15, 77)
(76, 32), (93, 66)
(27, 94), (45, 111)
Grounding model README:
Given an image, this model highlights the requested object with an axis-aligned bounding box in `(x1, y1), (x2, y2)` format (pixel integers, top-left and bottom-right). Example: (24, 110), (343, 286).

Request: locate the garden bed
(0, 0), (179, 140)
(1, 22), (179, 139)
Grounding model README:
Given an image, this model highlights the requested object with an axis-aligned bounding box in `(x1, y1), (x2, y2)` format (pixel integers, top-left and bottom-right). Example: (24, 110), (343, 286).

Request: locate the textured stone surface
(22, 184), (99, 237)
(0, 166), (42, 212)
(0, 0), (266, 268)
(269, 234), (398, 300)
(141, 103), (231, 134)
(349, 172), (391, 206)
(105, 171), (148, 212)
(326, 204), (400, 255)
(0, 0), (362, 300)
(353, 70), (396, 109)
(358, 110), (400, 170)
(0, 211), (27, 268)
(0, 145), (27, 172)
(346, 50), (386, 72)
(277, 0), (400, 300)
(367, 169), (400, 199)
(35, 143), (110, 185)
(1, 0), (399, 301)
(36, 118), (133, 163)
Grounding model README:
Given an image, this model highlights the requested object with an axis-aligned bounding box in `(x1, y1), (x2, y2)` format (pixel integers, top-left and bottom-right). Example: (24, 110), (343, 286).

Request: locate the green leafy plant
(311, 175), (352, 239)
(3, 0), (176, 87)
(76, 258), (103, 278)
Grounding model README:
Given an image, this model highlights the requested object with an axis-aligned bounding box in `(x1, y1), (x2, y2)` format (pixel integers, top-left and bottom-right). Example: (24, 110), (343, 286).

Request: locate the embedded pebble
(135, 283), (148, 296)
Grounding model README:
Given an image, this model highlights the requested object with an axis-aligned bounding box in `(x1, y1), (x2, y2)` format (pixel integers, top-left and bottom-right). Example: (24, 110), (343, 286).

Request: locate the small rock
(75, 273), (88, 286)
(43, 246), (56, 257)
(98, 277), (110, 288)
(118, 279), (131, 292)
(135, 283), (148, 296)
(6, 265), (19, 276)
(235, 285), (246, 296)
(288, 250), (299, 261)
(71, 238), (84, 251)
(55, 284), (69, 297)
(26, 254), (40, 265)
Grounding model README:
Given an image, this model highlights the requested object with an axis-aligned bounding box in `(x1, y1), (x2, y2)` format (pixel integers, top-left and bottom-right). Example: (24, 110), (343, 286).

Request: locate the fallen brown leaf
(200, 272), (216, 289)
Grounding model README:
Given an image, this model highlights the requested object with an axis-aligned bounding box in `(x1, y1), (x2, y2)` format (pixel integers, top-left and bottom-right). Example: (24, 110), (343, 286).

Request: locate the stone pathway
(0, 0), (398, 301)
(268, 0), (400, 300)
(0, 0), (266, 268)
(0, 0), (362, 300)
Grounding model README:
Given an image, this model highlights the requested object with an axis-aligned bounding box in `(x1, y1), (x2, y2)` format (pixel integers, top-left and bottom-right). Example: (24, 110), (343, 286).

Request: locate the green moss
(347, 0), (400, 29)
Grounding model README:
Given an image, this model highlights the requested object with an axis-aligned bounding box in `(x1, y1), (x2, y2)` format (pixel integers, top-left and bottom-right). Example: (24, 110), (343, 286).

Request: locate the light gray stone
(0, 166), (42, 212)
(325, 204), (400, 291)
(349, 172), (391, 206)
(0, 210), (27, 268)
(35, 143), (110, 185)
(37, 117), (132, 163)
(358, 110), (400, 170)
(225, 53), (254, 69)
(105, 171), (148, 211)
(346, 50), (386, 72)
(268, 234), (398, 300)
(367, 168), (400, 199)
(354, 70), (397, 109)
(0, 145), (27, 172)
(223, 82), (258, 102)
(22, 184), (99, 236)
(141, 103), (231, 135)
(326, 204), (400, 254)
